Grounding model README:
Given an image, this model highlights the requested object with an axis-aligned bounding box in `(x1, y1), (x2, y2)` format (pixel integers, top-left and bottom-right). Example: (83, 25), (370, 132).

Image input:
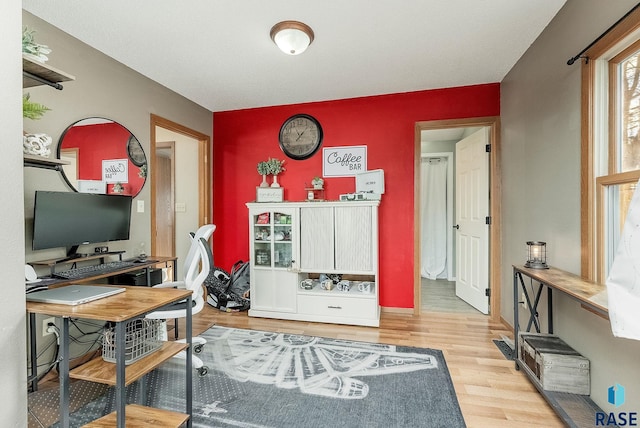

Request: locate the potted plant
(311, 176), (324, 189)
(266, 158), (285, 187)
(257, 161), (270, 187)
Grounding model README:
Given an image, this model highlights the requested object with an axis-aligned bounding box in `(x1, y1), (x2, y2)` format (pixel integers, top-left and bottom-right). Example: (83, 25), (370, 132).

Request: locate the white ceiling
(22, 0), (566, 113)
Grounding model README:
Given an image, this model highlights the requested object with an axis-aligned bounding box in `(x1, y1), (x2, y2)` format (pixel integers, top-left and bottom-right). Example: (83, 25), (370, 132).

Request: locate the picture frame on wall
(322, 146), (367, 177)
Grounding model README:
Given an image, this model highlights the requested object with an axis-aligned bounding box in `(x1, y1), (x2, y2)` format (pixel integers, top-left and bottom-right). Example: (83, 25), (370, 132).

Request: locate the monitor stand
(63, 245), (88, 262)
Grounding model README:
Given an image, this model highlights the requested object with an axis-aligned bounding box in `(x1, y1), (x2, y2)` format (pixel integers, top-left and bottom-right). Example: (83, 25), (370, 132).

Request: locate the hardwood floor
(31, 305), (563, 427)
(194, 306), (563, 427)
(421, 278), (479, 314)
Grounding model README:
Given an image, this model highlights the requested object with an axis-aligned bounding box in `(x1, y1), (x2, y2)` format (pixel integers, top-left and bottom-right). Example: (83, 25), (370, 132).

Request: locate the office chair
(146, 235), (212, 376)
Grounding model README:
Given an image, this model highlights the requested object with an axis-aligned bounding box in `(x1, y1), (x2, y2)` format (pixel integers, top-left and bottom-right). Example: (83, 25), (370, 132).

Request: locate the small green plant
(23, 93), (51, 120)
(312, 176), (324, 188)
(257, 161), (270, 175)
(266, 158), (285, 175)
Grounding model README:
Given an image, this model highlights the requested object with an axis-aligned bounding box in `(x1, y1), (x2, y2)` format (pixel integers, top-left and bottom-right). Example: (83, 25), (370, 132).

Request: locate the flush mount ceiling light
(270, 20), (314, 55)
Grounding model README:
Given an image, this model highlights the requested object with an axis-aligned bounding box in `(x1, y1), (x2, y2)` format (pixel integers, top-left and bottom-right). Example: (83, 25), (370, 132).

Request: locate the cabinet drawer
(297, 294), (378, 319)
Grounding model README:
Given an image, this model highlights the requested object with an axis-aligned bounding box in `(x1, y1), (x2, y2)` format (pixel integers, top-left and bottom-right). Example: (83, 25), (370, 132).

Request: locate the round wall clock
(126, 134), (146, 167)
(278, 114), (323, 160)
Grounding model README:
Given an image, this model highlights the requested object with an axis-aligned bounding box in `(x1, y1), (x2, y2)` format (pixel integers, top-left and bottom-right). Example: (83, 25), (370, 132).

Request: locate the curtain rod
(567, 2), (640, 65)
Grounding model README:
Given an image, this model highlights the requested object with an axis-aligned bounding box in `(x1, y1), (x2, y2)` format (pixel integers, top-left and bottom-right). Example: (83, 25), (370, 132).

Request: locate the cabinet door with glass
(247, 204), (297, 313)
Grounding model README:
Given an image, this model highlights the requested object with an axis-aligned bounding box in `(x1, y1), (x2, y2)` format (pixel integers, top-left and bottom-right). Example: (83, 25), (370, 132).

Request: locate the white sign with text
(322, 146), (367, 177)
(102, 159), (129, 183)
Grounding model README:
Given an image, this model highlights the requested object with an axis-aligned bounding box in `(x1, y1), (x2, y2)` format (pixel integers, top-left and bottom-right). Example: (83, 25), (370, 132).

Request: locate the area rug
(50, 326), (466, 428)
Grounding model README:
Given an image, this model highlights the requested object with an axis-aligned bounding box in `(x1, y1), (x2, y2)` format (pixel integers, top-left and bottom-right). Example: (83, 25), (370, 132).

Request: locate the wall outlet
(521, 292), (527, 309)
(42, 317), (55, 337)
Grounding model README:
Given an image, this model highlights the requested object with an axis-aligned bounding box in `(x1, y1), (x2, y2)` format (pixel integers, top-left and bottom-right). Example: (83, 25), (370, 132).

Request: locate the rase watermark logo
(596, 383), (637, 426)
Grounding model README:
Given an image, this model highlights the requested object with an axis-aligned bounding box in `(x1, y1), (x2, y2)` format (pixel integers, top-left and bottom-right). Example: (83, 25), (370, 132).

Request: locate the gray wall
(22, 11), (212, 266)
(1, 3), (28, 425)
(15, 9), (213, 401)
(501, 0), (640, 412)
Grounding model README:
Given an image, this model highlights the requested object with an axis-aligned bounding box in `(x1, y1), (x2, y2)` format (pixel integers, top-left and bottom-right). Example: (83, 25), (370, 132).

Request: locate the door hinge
(485, 144), (491, 152)
(485, 216), (491, 225)
(485, 288), (490, 297)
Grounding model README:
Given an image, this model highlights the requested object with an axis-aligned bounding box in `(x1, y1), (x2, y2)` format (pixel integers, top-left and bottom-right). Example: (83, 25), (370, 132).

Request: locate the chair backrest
(181, 224), (215, 279)
(183, 237), (212, 315)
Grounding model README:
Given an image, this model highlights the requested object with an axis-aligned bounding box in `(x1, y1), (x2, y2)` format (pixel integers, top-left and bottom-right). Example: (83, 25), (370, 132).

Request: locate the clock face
(127, 135), (146, 167)
(278, 114), (323, 160)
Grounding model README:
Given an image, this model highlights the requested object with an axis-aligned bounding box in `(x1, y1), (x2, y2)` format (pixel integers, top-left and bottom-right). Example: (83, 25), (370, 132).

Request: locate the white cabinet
(247, 201), (380, 327)
(247, 206), (298, 314)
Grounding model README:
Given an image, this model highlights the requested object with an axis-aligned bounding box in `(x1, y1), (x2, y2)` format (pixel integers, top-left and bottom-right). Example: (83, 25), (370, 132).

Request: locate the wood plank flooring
(195, 306), (564, 427)
(421, 278), (480, 314)
(31, 305), (563, 427)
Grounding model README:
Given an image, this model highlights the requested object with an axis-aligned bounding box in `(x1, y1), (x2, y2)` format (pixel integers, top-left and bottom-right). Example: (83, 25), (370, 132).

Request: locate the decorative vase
(260, 174), (269, 188)
(271, 174), (280, 188)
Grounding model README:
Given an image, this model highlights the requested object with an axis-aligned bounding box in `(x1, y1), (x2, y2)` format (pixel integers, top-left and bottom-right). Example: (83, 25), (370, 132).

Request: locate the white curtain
(421, 158), (448, 279)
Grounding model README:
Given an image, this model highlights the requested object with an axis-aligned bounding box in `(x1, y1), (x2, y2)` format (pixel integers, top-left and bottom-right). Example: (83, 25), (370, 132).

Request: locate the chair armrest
(152, 280), (185, 289)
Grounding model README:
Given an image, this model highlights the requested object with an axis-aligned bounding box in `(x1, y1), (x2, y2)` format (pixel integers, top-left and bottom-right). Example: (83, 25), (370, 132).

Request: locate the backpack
(204, 261), (250, 311)
(228, 260), (250, 299)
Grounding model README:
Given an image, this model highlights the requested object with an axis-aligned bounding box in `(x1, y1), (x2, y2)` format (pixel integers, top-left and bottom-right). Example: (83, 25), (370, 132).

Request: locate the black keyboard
(53, 260), (136, 280)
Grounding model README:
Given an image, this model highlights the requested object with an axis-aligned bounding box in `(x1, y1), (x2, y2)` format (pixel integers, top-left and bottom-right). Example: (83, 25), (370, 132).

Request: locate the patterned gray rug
(49, 326), (466, 427)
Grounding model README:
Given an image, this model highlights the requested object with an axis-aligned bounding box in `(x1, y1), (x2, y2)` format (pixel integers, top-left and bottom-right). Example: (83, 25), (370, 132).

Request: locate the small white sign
(102, 159), (129, 183)
(322, 146), (367, 177)
(256, 187), (284, 202)
(77, 180), (106, 194)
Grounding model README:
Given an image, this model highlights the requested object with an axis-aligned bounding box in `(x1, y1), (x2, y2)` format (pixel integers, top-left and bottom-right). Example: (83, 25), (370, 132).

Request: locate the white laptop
(26, 284), (125, 305)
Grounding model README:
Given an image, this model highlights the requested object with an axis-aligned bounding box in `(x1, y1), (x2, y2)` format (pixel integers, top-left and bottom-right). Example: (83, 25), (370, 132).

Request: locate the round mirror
(57, 117), (147, 197)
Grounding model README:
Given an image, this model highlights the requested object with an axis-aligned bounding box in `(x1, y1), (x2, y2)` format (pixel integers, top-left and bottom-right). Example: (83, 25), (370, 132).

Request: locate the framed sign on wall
(322, 146), (367, 177)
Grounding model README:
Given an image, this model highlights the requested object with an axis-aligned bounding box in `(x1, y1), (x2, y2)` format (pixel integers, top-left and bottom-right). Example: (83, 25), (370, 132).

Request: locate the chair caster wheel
(194, 344), (204, 354)
(197, 366), (208, 377)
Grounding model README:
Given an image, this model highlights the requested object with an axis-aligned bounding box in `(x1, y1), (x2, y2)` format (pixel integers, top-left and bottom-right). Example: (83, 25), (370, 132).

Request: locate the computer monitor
(32, 191), (132, 258)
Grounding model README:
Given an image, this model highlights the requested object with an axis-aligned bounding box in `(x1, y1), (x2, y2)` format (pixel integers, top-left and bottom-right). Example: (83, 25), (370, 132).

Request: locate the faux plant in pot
(266, 158), (285, 188)
(22, 26), (52, 63)
(257, 161), (270, 188)
(312, 176), (324, 189)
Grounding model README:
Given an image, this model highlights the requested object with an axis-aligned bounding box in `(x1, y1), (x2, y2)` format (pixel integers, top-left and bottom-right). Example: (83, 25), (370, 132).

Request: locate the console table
(26, 285), (193, 428)
(513, 265), (608, 427)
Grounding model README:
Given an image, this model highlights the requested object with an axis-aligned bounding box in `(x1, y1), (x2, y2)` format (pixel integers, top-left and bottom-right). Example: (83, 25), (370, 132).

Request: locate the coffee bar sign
(322, 146), (367, 177)
(102, 159), (129, 183)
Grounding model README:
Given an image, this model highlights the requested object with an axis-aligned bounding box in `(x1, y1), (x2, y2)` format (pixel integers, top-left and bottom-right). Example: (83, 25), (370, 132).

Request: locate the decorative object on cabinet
(257, 161), (270, 187)
(266, 158), (285, 187)
(256, 187), (284, 203)
(311, 176), (324, 189)
(23, 133), (52, 158)
(305, 187), (324, 201)
(525, 241), (548, 269)
(22, 26), (51, 63)
(57, 117), (147, 197)
(278, 114), (323, 160)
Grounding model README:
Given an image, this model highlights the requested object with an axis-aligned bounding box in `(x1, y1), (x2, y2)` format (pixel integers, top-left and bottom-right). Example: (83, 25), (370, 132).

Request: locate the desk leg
(59, 317), (70, 428)
(548, 287), (553, 334)
(115, 321), (126, 427)
(186, 295), (193, 427)
(513, 270), (520, 369)
(29, 313), (38, 392)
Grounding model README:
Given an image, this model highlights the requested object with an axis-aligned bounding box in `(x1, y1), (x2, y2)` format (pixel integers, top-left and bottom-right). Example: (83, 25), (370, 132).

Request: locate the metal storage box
(518, 333), (590, 395)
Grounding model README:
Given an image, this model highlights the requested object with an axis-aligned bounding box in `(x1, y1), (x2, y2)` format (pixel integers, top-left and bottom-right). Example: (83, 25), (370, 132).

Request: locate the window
(581, 9), (640, 283)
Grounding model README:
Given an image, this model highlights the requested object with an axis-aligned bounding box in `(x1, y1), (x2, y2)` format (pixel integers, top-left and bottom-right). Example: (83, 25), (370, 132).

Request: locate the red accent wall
(212, 84), (500, 308)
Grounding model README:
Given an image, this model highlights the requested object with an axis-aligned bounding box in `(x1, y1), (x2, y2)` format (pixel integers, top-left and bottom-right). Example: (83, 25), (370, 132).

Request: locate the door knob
(453, 224), (459, 229)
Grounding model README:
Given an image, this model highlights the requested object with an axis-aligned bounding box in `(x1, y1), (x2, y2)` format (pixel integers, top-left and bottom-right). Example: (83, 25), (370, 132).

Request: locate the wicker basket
(102, 318), (163, 365)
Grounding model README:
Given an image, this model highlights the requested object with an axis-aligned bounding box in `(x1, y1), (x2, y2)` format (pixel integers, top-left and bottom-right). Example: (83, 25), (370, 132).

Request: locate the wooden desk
(29, 255), (178, 288)
(513, 265), (608, 427)
(27, 285), (193, 428)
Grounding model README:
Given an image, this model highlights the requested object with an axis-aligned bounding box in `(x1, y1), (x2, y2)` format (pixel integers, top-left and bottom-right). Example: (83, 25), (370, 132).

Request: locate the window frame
(581, 8), (640, 282)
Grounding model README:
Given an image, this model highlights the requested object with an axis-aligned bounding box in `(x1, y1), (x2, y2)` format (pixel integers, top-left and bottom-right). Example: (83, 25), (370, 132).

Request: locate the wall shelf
(22, 54), (75, 90)
(23, 153), (69, 170)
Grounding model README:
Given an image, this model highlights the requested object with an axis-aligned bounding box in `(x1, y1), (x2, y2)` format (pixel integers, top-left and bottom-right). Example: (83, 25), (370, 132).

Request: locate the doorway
(414, 117), (501, 321)
(150, 114), (211, 272)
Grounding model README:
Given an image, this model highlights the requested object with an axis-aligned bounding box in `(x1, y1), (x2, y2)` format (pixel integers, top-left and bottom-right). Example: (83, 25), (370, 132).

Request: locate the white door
(455, 128), (489, 314)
